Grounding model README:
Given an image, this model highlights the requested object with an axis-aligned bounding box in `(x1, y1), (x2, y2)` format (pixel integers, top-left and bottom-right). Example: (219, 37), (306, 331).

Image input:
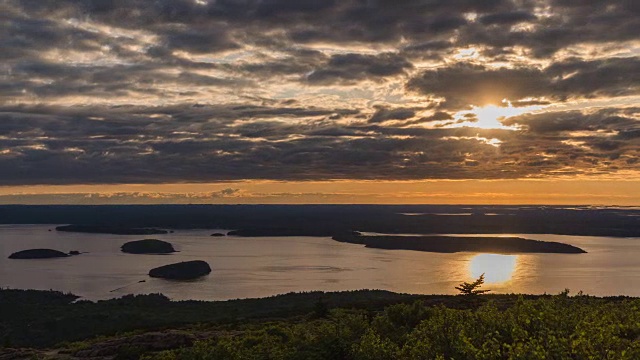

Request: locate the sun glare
(470, 254), (518, 284)
(454, 101), (546, 130)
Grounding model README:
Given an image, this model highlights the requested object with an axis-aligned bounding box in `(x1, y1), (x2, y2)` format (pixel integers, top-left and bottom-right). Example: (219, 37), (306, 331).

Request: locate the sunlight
(453, 47), (479, 60)
(473, 105), (522, 129)
(454, 101), (546, 130)
(469, 254), (518, 284)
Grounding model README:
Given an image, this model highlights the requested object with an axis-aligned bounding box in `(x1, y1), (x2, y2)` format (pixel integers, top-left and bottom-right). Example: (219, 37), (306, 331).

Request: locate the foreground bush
(144, 294), (640, 360)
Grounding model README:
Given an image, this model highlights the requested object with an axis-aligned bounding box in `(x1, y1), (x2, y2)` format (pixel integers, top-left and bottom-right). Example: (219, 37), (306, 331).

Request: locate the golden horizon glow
(1, 178), (640, 205)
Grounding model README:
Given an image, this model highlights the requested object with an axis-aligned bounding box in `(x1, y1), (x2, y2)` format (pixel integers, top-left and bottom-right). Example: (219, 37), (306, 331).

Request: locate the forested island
(121, 239), (176, 254)
(8, 249), (71, 259)
(148, 260), (212, 280)
(331, 233), (587, 254)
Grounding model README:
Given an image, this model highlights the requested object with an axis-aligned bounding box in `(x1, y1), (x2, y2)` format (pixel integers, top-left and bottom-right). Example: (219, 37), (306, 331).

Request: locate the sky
(1, 0), (639, 204)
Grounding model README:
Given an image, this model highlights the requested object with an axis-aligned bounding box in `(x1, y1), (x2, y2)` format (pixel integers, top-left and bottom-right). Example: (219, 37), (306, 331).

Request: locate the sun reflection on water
(470, 254), (518, 284)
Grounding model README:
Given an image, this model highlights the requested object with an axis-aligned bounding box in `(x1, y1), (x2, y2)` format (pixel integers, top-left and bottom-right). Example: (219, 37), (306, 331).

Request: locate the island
(148, 260), (212, 280)
(56, 224), (168, 235)
(331, 234), (587, 254)
(8, 249), (71, 259)
(121, 239), (176, 254)
(210, 232), (226, 237)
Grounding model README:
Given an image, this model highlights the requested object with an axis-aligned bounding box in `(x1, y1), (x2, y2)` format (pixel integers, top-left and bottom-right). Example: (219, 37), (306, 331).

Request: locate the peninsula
(331, 233), (587, 254)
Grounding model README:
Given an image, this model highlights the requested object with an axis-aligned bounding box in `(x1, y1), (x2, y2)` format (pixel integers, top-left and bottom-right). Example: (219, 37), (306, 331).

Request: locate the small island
(331, 234), (587, 254)
(121, 239), (176, 254)
(9, 249), (71, 259)
(56, 224), (168, 235)
(210, 233), (226, 237)
(148, 260), (212, 280)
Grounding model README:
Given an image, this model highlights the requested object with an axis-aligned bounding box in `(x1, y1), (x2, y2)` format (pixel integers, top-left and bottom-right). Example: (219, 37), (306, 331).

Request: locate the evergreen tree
(455, 273), (490, 295)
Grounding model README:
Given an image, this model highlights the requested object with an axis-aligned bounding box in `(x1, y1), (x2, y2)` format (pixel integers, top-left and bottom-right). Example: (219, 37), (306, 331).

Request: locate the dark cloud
(421, 15), (468, 33)
(463, 1), (640, 57)
(401, 111), (455, 126)
(7, 0), (639, 57)
(220, 48), (327, 79)
(407, 57), (640, 109)
(0, 59), (251, 102)
(479, 11), (536, 25)
(545, 57), (640, 99)
(406, 63), (548, 108)
(160, 26), (239, 54)
(0, 14), (105, 61)
(306, 53), (412, 85)
(499, 108), (640, 173)
(1, 104), (638, 185)
(368, 107), (416, 124)
(503, 108), (640, 134)
(400, 40), (453, 60)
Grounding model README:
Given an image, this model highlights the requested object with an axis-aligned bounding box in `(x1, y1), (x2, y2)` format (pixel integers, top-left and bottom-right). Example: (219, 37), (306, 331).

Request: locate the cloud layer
(1, 0), (639, 185)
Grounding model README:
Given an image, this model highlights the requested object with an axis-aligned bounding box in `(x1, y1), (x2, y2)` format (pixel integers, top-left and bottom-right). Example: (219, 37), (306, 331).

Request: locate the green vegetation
(144, 294), (640, 360)
(0, 288), (420, 348)
(2, 288), (640, 359)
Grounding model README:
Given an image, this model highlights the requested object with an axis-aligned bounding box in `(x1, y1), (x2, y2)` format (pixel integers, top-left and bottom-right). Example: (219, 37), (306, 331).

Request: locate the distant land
(331, 234), (587, 254)
(55, 224), (168, 235)
(4, 205), (637, 238)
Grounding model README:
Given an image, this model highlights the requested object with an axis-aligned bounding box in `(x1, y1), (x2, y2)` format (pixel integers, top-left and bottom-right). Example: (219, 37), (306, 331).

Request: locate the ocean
(1, 224), (638, 300)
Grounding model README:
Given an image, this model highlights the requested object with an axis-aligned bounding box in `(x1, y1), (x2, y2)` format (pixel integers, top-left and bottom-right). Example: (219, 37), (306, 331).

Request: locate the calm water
(1, 225), (639, 300)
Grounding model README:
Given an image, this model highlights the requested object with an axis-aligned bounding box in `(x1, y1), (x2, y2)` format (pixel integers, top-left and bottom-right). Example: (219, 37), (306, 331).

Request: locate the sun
(454, 101), (546, 130)
(473, 105), (520, 129)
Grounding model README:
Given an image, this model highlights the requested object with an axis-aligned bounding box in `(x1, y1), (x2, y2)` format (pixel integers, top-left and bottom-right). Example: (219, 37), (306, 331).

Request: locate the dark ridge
(227, 227), (334, 237)
(56, 224), (168, 235)
(8, 249), (70, 259)
(331, 234), (587, 254)
(210, 233), (226, 237)
(121, 239), (176, 254)
(149, 260), (212, 280)
(0, 205), (637, 238)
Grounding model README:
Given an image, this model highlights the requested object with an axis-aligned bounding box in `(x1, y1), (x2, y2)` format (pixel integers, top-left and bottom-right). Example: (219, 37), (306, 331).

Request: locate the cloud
(1, 0), (639, 187)
(406, 63), (548, 108)
(407, 57), (640, 109)
(502, 107), (640, 134)
(305, 53), (413, 85)
(368, 107), (416, 123)
(545, 57), (640, 99)
(478, 11), (537, 26)
(159, 26), (239, 54)
(2, 102), (637, 185)
(459, 1), (640, 57)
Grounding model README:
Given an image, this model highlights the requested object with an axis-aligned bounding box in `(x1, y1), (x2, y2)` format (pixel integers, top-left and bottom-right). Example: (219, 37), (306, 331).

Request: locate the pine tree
(455, 273), (491, 295)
